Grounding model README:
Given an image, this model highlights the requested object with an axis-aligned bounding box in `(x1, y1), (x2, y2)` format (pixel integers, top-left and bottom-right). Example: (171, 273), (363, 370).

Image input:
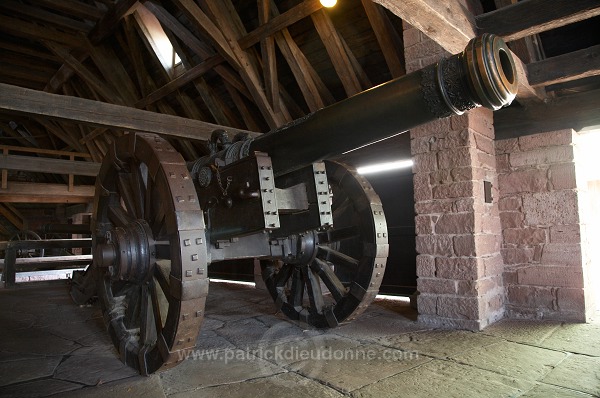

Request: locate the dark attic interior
(0, 0), (600, 397)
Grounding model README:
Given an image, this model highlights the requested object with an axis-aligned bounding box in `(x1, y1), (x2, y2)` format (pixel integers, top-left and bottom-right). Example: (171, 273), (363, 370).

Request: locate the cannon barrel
(250, 34), (517, 176)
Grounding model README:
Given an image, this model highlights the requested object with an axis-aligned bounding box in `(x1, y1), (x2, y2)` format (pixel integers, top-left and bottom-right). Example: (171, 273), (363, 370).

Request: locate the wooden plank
(44, 42), (125, 105)
(495, 88), (600, 139)
(274, 30), (325, 112)
(528, 45), (600, 87)
(0, 145), (90, 158)
(45, 54), (87, 93)
(239, 0), (323, 49)
(225, 82), (262, 132)
(0, 15), (85, 49)
(373, 0), (476, 54)
(258, 0), (279, 111)
(84, 39), (139, 105)
(0, 41), (60, 63)
(1, 148), (7, 190)
(34, 0), (104, 21)
(134, 55), (224, 108)
(0, 0), (92, 33)
(0, 154), (100, 177)
(88, 0), (139, 44)
(476, 0), (600, 42)
(0, 204), (23, 232)
(361, 0), (405, 78)
(0, 83), (259, 141)
(169, 0), (239, 66)
(311, 9), (362, 97)
(0, 182), (95, 204)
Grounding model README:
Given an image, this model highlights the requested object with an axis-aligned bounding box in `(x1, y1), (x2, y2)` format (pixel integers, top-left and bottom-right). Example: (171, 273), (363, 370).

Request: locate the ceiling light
(320, 0), (337, 8)
(357, 159), (413, 175)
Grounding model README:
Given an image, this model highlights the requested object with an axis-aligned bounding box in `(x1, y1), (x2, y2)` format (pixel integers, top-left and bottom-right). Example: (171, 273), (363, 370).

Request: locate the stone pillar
(496, 129), (593, 321)
(405, 25), (505, 330)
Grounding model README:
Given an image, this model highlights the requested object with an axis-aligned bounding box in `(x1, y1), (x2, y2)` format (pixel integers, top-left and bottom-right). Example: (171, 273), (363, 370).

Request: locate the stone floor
(0, 280), (599, 398)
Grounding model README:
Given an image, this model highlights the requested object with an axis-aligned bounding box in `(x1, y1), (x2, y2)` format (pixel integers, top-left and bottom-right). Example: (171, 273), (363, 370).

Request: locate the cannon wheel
(93, 133), (208, 375)
(10, 230), (45, 258)
(261, 161), (388, 328)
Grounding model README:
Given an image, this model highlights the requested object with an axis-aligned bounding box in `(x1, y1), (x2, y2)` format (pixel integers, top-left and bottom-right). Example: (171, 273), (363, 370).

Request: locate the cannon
(85, 34), (517, 374)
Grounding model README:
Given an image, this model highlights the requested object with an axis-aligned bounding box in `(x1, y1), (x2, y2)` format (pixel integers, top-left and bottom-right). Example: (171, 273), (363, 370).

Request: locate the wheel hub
(95, 220), (155, 283)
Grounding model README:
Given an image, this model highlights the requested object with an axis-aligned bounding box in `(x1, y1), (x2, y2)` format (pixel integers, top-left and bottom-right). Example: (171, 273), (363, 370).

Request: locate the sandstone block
(517, 265), (584, 288)
(413, 152), (438, 173)
(473, 132), (495, 155)
(496, 154), (510, 173)
(438, 147), (473, 169)
(429, 129), (470, 151)
(499, 211), (524, 229)
(403, 27), (422, 47)
(498, 169), (548, 194)
(435, 213), (475, 234)
(523, 190), (580, 226)
(415, 200), (454, 214)
(510, 146), (574, 168)
(433, 181), (474, 199)
(556, 288), (586, 313)
(495, 138), (519, 155)
(410, 118), (452, 138)
(507, 285), (556, 310)
(415, 215), (435, 235)
(540, 243), (582, 267)
(454, 235), (476, 256)
(417, 277), (456, 294)
(416, 255), (436, 277)
(436, 296), (481, 320)
(498, 196), (521, 211)
(518, 129), (573, 151)
(435, 257), (481, 280)
(503, 228), (547, 245)
(549, 163), (577, 190)
(417, 293), (437, 315)
(549, 224), (581, 244)
(501, 247), (534, 265)
(415, 235), (454, 256)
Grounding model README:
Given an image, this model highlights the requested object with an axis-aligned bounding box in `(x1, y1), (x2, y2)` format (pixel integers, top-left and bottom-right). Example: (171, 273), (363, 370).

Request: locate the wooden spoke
(289, 268), (304, 309)
(302, 266), (325, 315)
(117, 172), (140, 219)
(316, 245), (359, 268)
(318, 225), (360, 244)
(311, 258), (346, 302)
(108, 205), (134, 228)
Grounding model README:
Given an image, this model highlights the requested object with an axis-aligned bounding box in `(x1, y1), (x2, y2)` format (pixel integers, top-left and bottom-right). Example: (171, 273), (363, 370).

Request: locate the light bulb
(320, 0), (337, 8)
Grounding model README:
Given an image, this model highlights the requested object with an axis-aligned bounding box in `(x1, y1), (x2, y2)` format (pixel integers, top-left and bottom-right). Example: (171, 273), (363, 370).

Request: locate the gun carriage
(84, 34), (518, 374)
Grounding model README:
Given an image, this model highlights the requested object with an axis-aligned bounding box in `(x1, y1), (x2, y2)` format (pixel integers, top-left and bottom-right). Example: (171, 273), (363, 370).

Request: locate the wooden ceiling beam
(44, 42), (125, 105)
(361, 0), (405, 78)
(34, 0), (104, 22)
(0, 182), (95, 204)
(477, 0), (600, 42)
(134, 55), (224, 109)
(88, 0), (139, 44)
(495, 88), (600, 139)
(0, 155), (100, 177)
(311, 10), (363, 97)
(0, 203), (24, 230)
(0, 0), (92, 33)
(239, 0), (324, 49)
(258, 0), (279, 112)
(0, 15), (85, 49)
(527, 45), (600, 88)
(373, 0), (476, 54)
(0, 83), (259, 141)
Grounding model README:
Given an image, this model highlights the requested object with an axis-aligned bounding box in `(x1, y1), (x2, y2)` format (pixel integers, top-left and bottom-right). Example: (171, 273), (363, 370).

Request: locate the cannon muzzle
(250, 33), (517, 176)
